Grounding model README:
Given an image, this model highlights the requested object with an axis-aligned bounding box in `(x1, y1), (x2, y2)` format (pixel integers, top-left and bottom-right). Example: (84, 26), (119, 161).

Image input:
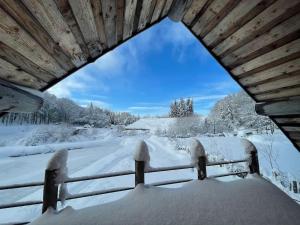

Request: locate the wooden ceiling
(0, 0), (299, 151)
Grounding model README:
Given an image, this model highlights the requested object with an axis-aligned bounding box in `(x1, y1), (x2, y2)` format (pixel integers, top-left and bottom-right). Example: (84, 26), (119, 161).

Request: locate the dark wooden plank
(151, 0), (167, 23)
(0, 58), (46, 89)
(91, 0), (108, 49)
(54, 0), (90, 59)
(0, 79), (43, 112)
(168, 0), (193, 22)
(248, 74), (300, 94)
(123, 0), (138, 40)
(191, 0), (233, 36)
(231, 39), (300, 77)
(275, 117), (300, 124)
(0, 0), (75, 71)
(222, 13), (300, 68)
(239, 58), (300, 86)
(213, 0), (300, 57)
(0, 42), (56, 83)
(282, 127), (300, 132)
(288, 131), (300, 141)
(183, 0), (208, 26)
(138, 0), (157, 30)
(69, 0), (102, 57)
(0, 7), (65, 77)
(116, 0), (125, 42)
(161, 0), (173, 17)
(22, 0), (86, 67)
(204, 0), (275, 48)
(101, 0), (117, 48)
(255, 86), (300, 101)
(255, 99), (300, 116)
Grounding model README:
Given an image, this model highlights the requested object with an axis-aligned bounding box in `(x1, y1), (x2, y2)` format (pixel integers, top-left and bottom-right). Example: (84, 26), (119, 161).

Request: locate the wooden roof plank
(203, 0), (274, 48)
(116, 0), (125, 42)
(255, 86), (300, 101)
(161, 0), (173, 17)
(69, 0), (102, 57)
(91, 0), (108, 49)
(213, 0), (300, 57)
(248, 74), (300, 94)
(255, 99), (300, 116)
(0, 7), (65, 77)
(222, 13), (300, 68)
(151, 0), (166, 23)
(22, 0), (86, 67)
(101, 0), (117, 48)
(123, 0), (138, 40)
(239, 58), (300, 86)
(0, 58), (46, 89)
(183, 0), (208, 26)
(0, 42), (55, 83)
(191, 0), (233, 36)
(0, 0), (75, 72)
(275, 117), (300, 124)
(138, 0), (156, 30)
(282, 126), (300, 132)
(54, 0), (90, 60)
(231, 39), (300, 76)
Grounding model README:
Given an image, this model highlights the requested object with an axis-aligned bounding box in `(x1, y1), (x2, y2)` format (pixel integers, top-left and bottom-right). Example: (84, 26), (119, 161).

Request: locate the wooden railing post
(249, 149), (260, 175)
(42, 169), (58, 213)
(198, 156), (207, 180)
(135, 160), (145, 186)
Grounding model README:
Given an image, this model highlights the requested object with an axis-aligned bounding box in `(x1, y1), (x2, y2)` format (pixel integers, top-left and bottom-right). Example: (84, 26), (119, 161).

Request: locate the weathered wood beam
(0, 79), (43, 113)
(255, 99), (300, 116)
(168, 0), (192, 22)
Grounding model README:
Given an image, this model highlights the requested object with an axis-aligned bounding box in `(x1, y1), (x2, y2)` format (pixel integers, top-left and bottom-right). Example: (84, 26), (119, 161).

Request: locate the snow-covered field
(0, 119), (299, 224)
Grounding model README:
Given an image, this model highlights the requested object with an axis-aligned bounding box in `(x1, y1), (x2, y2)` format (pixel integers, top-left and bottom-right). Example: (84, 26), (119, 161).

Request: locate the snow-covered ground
(0, 121), (299, 224)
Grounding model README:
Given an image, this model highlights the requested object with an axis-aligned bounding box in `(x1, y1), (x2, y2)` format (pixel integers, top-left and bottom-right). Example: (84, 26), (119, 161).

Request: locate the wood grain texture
(151, 0), (166, 23)
(91, 0), (108, 48)
(222, 13), (300, 67)
(161, 0), (173, 17)
(22, 0), (86, 67)
(191, 0), (232, 36)
(101, 0), (117, 48)
(231, 39), (300, 76)
(0, 7), (65, 77)
(123, 0), (138, 40)
(275, 117), (300, 124)
(0, 0), (74, 71)
(0, 58), (46, 89)
(239, 58), (300, 86)
(54, 0), (90, 59)
(69, 0), (102, 57)
(0, 42), (55, 83)
(255, 86), (300, 101)
(138, 0), (156, 30)
(116, 0), (125, 42)
(183, 0), (208, 25)
(213, 0), (300, 57)
(203, 0), (270, 47)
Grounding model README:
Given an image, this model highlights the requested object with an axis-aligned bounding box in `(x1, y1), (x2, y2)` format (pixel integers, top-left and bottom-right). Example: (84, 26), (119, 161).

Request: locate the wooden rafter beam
(168, 0), (192, 22)
(0, 79), (43, 113)
(255, 99), (300, 116)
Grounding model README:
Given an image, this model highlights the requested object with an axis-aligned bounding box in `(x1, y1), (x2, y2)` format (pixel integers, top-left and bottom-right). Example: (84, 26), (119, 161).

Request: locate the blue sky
(49, 19), (241, 116)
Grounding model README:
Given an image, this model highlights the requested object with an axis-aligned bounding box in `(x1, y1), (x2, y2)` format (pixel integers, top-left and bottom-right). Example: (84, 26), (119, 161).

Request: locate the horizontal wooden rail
(0, 181), (44, 190)
(207, 159), (248, 166)
(207, 171), (249, 179)
(0, 200), (43, 209)
(149, 178), (193, 186)
(146, 164), (194, 173)
(65, 170), (135, 183)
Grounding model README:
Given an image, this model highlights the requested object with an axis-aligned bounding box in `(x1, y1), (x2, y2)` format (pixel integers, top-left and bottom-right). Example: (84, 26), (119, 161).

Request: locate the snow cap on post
(241, 139), (257, 155)
(47, 149), (68, 184)
(190, 139), (205, 166)
(134, 140), (150, 167)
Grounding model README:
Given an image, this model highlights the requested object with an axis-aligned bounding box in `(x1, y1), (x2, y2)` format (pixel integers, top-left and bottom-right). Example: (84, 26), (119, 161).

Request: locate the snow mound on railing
(133, 140), (150, 169)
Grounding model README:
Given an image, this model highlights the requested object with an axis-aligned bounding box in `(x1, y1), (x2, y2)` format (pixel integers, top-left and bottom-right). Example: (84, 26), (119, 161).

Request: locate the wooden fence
(0, 145), (259, 225)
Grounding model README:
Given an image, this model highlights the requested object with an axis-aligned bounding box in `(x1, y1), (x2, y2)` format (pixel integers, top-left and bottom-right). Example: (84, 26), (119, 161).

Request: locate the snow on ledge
(29, 176), (300, 225)
(241, 139), (257, 155)
(133, 140), (150, 169)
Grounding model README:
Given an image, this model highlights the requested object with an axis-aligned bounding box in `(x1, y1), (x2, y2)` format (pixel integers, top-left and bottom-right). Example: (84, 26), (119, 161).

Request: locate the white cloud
(193, 95), (227, 102)
(75, 98), (111, 109)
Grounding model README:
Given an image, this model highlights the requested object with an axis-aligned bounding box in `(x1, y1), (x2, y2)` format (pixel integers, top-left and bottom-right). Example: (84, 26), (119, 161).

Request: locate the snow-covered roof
(29, 176), (300, 225)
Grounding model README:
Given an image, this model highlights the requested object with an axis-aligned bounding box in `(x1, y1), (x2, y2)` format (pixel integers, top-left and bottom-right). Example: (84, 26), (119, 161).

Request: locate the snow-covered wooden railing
(1, 139), (259, 225)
